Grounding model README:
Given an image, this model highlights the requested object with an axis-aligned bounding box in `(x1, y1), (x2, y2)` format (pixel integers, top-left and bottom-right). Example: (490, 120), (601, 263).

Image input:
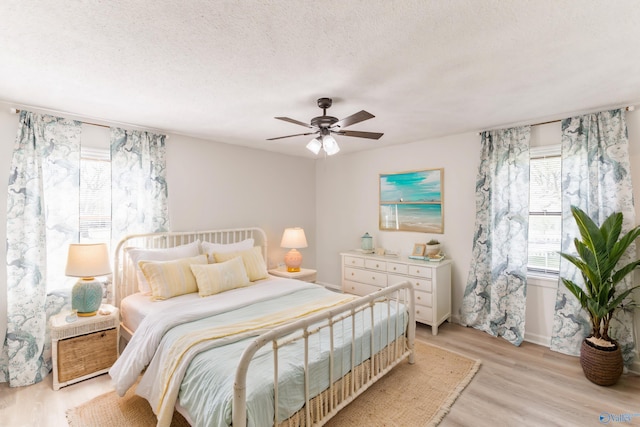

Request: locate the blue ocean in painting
(380, 170), (441, 203)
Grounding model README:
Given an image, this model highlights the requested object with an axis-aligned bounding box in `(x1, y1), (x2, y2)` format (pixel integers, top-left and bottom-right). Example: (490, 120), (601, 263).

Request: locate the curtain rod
(9, 107), (169, 139)
(477, 105), (636, 135)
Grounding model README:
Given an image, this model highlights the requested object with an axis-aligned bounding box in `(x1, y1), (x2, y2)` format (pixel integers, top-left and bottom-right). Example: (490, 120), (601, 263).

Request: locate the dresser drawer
(413, 278), (432, 293)
(408, 265), (432, 279)
(364, 259), (386, 271)
(343, 280), (381, 296)
(415, 306), (434, 323)
(344, 256), (365, 268)
(345, 267), (387, 287)
(387, 262), (408, 275)
(415, 290), (433, 308)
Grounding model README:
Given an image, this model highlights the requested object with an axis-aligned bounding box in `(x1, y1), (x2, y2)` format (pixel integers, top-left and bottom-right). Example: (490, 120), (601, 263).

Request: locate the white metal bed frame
(113, 227), (415, 427)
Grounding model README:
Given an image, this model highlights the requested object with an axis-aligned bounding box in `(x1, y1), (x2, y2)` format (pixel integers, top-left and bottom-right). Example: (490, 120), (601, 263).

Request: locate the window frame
(527, 144), (562, 277)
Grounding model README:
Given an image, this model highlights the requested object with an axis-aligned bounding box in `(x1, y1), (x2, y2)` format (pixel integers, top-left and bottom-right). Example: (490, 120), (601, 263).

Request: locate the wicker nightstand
(50, 305), (119, 390)
(268, 267), (317, 283)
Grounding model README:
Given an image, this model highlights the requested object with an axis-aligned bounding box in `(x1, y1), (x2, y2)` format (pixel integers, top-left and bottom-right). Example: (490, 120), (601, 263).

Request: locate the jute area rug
(67, 340), (480, 427)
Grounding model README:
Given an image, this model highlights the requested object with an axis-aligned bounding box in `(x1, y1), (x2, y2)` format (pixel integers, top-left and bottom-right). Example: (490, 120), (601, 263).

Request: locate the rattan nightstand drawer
(57, 328), (118, 383)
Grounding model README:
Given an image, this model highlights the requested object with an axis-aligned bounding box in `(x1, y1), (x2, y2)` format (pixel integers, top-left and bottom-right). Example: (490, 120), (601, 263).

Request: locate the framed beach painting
(379, 168), (444, 233)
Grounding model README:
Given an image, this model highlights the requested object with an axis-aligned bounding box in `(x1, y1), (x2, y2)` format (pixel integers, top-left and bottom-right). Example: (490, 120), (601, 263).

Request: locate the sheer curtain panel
(551, 109), (637, 367)
(1, 111), (80, 386)
(110, 128), (169, 244)
(461, 126), (531, 346)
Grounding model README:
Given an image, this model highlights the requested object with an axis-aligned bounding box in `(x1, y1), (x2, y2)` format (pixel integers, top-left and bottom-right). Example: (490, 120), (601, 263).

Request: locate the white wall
(316, 111), (640, 357)
(315, 132), (478, 311)
(0, 101), (316, 349)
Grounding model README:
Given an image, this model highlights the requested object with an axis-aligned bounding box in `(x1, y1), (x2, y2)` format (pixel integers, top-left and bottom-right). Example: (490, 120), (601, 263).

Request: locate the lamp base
(72, 278), (103, 317)
(77, 310), (98, 317)
(284, 248), (303, 273)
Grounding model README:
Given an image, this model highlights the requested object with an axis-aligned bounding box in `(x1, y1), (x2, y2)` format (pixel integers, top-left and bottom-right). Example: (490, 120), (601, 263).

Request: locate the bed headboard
(113, 227), (268, 308)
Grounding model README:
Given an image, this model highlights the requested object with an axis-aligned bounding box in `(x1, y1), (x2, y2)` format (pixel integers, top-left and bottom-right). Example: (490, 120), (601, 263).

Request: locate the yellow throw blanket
(154, 292), (357, 427)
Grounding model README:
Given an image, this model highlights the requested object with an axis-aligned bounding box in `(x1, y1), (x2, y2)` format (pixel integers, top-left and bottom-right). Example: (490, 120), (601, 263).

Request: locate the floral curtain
(461, 126), (531, 346)
(110, 128), (169, 244)
(1, 111), (80, 386)
(551, 109), (637, 367)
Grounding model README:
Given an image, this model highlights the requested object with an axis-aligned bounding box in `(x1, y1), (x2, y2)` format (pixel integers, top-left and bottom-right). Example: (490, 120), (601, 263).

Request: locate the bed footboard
(233, 281), (415, 427)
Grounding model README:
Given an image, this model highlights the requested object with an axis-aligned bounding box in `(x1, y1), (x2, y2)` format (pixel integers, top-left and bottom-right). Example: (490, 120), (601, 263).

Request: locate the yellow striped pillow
(213, 246), (269, 281)
(139, 254), (208, 300)
(191, 257), (251, 297)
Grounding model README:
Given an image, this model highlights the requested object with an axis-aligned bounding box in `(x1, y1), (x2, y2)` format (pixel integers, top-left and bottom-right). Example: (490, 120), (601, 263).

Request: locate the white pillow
(191, 257), (251, 297)
(201, 238), (254, 263)
(127, 240), (201, 293)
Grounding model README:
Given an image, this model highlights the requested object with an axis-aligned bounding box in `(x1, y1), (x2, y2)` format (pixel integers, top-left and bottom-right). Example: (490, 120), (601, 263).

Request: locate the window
(80, 147), (111, 243)
(48, 147), (111, 291)
(528, 145), (561, 275)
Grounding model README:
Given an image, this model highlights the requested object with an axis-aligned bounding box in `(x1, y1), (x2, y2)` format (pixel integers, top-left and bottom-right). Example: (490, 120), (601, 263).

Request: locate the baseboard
(524, 331), (551, 348)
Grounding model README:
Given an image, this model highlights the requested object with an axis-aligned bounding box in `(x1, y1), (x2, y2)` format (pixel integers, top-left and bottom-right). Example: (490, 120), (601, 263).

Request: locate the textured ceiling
(1, 1), (640, 157)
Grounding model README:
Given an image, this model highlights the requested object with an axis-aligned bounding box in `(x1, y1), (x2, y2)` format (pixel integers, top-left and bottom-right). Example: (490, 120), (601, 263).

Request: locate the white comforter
(110, 278), (408, 427)
(110, 278), (315, 396)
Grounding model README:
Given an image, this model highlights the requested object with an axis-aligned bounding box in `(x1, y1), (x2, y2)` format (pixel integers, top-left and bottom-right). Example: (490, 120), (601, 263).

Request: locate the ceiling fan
(267, 97), (383, 155)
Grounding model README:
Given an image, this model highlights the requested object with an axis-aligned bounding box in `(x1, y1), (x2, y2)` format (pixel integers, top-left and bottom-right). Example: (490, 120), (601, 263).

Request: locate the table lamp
(65, 243), (112, 317)
(280, 227), (307, 272)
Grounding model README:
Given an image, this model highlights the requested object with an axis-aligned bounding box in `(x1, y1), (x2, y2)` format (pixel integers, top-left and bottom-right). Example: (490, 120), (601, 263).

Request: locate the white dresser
(340, 251), (452, 335)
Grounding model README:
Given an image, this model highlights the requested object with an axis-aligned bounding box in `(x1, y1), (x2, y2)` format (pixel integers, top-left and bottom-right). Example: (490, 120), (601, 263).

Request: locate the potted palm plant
(559, 206), (640, 386)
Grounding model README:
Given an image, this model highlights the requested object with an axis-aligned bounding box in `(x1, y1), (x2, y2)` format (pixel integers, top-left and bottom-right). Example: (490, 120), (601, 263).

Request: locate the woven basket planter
(580, 338), (623, 386)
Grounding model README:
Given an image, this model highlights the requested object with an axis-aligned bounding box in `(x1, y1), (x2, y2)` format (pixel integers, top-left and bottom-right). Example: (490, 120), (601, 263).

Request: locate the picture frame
(379, 168), (444, 233)
(411, 243), (426, 257)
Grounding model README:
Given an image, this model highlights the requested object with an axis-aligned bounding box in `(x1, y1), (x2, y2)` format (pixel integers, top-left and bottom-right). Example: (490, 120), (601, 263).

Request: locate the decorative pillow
(191, 257), (251, 297)
(139, 254), (208, 300)
(213, 246), (269, 281)
(127, 241), (201, 294)
(201, 238), (254, 263)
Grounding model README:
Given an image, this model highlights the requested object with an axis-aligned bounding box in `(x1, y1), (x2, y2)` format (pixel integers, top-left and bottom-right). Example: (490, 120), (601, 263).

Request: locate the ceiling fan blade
(332, 110), (375, 129)
(275, 117), (313, 128)
(266, 132), (316, 141)
(338, 130), (384, 140)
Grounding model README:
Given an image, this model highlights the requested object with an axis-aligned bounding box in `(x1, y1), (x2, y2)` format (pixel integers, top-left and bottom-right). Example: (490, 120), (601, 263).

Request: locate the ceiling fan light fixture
(322, 134), (340, 156)
(306, 137), (322, 155)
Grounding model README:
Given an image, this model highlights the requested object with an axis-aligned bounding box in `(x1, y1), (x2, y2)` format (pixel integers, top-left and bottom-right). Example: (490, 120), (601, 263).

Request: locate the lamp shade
(280, 228), (308, 249)
(65, 243), (112, 278)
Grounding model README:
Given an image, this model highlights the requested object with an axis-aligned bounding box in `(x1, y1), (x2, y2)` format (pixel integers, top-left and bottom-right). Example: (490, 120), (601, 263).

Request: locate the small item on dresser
(375, 247), (385, 256)
(425, 239), (441, 257)
(361, 232), (374, 253)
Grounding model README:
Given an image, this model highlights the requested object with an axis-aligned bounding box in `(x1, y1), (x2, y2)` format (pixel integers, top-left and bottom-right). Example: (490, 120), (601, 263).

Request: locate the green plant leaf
(559, 207), (640, 340)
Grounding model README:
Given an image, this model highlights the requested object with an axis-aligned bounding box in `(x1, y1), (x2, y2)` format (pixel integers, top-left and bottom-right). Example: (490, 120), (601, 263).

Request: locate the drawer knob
(416, 270), (420, 274)
(351, 272), (354, 276)
(376, 264), (379, 268)
(372, 276), (376, 280)
(417, 296), (421, 301)
(393, 267), (396, 271)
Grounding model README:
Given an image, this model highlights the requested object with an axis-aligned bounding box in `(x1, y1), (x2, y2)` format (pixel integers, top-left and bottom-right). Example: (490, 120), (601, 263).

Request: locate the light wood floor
(1, 322), (639, 427)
